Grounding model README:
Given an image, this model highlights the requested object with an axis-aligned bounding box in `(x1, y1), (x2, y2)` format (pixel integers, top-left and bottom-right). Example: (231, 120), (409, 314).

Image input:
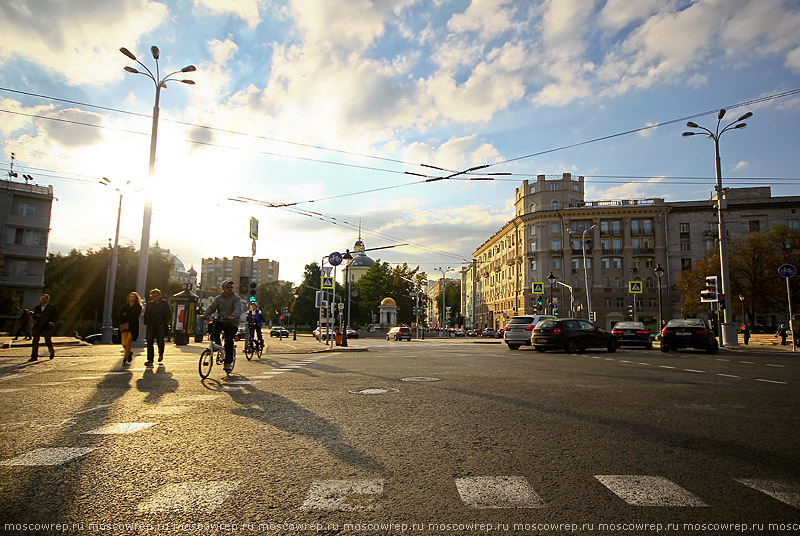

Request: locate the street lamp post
(120, 45), (196, 342)
(292, 289), (300, 341)
(739, 294), (745, 326)
(547, 271), (557, 316)
(435, 267), (451, 337)
(571, 224), (596, 319)
(99, 177), (127, 344)
(683, 108), (752, 346)
(654, 263), (665, 331)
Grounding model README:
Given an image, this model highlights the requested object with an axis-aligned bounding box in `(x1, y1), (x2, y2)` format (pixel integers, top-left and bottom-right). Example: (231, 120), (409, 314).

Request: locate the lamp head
(181, 65), (196, 73)
(123, 66), (139, 74)
(681, 132), (696, 137)
(150, 45), (160, 60)
(737, 111), (753, 121)
(180, 79), (196, 85)
(717, 109), (726, 120)
(685, 121), (699, 128)
(119, 47), (137, 61)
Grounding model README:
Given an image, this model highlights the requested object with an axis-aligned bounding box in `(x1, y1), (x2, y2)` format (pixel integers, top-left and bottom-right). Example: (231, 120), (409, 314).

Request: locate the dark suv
(532, 318), (617, 353)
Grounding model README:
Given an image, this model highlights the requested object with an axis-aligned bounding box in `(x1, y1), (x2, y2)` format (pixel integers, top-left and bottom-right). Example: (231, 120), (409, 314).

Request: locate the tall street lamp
(547, 271), (557, 316)
(654, 263), (665, 330)
(683, 108), (752, 346)
(120, 45), (196, 340)
(99, 177), (129, 344)
(739, 294), (746, 326)
(571, 224), (596, 319)
(292, 289), (300, 341)
(435, 267), (451, 337)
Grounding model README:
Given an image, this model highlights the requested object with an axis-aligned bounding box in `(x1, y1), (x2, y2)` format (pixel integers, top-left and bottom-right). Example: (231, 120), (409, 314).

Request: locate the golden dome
(380, 297), (396, 306)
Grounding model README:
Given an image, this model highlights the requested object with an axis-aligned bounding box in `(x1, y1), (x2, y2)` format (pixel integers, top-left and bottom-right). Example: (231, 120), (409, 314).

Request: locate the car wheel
(565, 339), (579, 353)
(607, 338), (617, 353)
(661, 344), (670, 352)
(534, 346), (546, 352)
(645, 342), (653, 350)
(706, 342), (719, 354)
(507, 344), (520, 350)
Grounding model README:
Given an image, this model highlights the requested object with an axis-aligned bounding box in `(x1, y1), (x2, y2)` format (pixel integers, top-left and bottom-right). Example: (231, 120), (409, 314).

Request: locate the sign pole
(788, 276), (795, 352)
(779, 264), (797, 352)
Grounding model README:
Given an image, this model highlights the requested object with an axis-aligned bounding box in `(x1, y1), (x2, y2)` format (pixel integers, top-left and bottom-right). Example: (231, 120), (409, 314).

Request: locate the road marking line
(1, 447), (95, 466)
(765, 364), (785, 368)
(741, 361), (756, 365)
(138, 481), (240, 513)
(605, 358), (615, 361)
(143, 406), (191, 416)
(224, 380), (261, 385)
(715, 359), (729, 362)
(83, 422), (157, 435)
(736, 479), (800, 508)
(75, 404), (112, 415)
(181, 395), (221, 402)
(595, 475), (708, 506)
(684, 369), (705, 373)
(455, 476), (545, 509)
(755, 379), (788, 385)
(717, 374), (739, 378)
(301, 480), (384, 511)
(0, 388), (24, 393)
(638, 363), (651, 366)
(74, 376), (102, 380)
(620, 360), (632, 364)
(250, 375), (279, 379)
(659, 365), (676, 369)
(105, 371), (131, 375)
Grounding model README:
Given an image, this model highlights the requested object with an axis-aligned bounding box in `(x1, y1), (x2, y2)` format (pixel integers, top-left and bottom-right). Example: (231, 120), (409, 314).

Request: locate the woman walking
(119, 292), (142, 364)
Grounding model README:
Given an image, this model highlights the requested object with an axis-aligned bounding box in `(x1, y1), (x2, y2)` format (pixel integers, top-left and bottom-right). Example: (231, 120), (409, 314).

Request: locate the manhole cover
(400, 377), (441, 382)
(348, 387), (400, 395)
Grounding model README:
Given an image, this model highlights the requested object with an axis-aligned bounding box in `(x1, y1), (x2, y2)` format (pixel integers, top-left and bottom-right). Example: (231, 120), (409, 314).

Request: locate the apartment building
(470, 173), (669, 332)
(199, 256), (279, 305)
(0, 178), (54, 330)
(469, 175), (800, 332)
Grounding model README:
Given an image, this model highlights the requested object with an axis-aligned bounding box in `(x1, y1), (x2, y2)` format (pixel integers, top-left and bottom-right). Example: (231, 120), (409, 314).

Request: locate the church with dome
(342, 233), (376, 284)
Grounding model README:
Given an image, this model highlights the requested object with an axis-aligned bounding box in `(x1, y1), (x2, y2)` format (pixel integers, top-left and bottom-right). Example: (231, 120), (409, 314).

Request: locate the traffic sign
(249, 217), (259, 240)
(329, 251), (343, 266)
(251, 239), (257, 257)
(337, 303), (344, 310)
(629, 281), (643, 294)
(532, 282), (544, 294)
(779, 264), (797, 278)
(322, 276), (334, 289)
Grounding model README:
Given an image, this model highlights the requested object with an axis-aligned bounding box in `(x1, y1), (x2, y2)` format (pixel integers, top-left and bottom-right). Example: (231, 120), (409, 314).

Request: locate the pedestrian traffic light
(718, 293), (726, 309)
(700, 275), (718, 303)
(249, 282), (257, 298)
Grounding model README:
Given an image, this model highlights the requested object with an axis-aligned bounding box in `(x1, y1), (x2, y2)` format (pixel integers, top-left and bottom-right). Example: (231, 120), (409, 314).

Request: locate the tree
(293, 263), (321, 328)
(350, 262), (420, 326)
(257, 280), (296, 324)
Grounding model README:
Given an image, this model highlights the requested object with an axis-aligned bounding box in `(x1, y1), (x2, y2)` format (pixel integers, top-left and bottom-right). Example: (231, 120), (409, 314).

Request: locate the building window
(600, 221), (609, 234)
(572, 258), (580, 271)
(530, 242), (537, 253)
(613, 258), (622, 269)
(586, 258), (592, 269)
(8, 260), (29, 275)
(551, 183), (559, 191)
(530, 259), (537, 271)
(604, 298), (612, 307)
(612, 220), (622, 234)
(790, 220), (800, 230)
(681, 258), (692, 271)
(612, 238), (622, 251)
(17, 203), (35, 217)
(551, 200), (559, 210)
(680, 242), (691, 251)
(749, 220), (760, 232)
(632, 238), (641, 249)
(552, 258), (561, 269)
(602, 258), (610, 269)
(530, 203), (536, 213)
(614, 277), (623, 288)
(631, 220), (640, 234)
(679, 223), (690, 233)
(603, 277), (611, 288)
(551, 222), (560, 233)
(645, 277), (654, 289)
(12, 228), (47, 246)
(644, 259), (654, 269)
(643, 219), (652, 233)
(551, 240), (560, 251)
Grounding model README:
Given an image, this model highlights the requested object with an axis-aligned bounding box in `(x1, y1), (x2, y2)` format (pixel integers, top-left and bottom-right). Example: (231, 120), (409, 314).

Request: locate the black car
(660, 319), (718, 353)
(611, 321), (652, 350)
(532, 318), (617, 353)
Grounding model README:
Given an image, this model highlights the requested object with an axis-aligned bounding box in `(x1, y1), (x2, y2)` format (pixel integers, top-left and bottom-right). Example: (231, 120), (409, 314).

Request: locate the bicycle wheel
(245, 341), (254, 361)
(199, 349), (213, 378)
(256, 344), (263, 358)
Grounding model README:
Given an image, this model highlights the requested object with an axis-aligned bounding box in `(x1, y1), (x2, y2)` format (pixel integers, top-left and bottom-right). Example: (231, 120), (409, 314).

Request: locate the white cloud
(447, 0), (520, 39)
(597, 0), (664, 33)
(732, 160), (749, 172)
(788, 46), (800, 72)
(193, 0), (263, 29)
(0, 0), (167, 86)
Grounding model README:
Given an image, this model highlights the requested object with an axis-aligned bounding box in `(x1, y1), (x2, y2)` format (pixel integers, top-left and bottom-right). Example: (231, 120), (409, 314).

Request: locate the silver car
(503, 314), (555, 349)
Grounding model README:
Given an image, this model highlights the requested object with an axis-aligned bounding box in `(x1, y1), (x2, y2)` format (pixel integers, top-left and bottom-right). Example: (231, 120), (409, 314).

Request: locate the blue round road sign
(329, 251), (343, 266)
(779, 264), (797, 278)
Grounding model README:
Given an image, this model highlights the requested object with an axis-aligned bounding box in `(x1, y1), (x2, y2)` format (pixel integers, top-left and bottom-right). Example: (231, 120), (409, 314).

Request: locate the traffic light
(238, 276), (249, 296)
(718, 293), (726, 309)
(700, 275), (718, 303)
(249, 282), (257, 300)
(627, 304), (633, 319)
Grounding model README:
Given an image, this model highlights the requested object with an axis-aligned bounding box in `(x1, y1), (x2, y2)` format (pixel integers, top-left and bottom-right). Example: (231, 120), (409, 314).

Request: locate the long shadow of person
(136, 365), (179, 404)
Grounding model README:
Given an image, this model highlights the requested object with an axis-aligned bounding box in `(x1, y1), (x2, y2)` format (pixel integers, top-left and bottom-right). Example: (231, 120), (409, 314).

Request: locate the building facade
(200, 256), (279, 303)
(470, 175), (800, 332)
(0, 178), (54, 330)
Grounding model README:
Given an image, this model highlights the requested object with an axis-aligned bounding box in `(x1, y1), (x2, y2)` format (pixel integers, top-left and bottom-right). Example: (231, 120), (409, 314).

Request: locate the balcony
(633, 247), (655, 255)
(601, 248), (623, 255)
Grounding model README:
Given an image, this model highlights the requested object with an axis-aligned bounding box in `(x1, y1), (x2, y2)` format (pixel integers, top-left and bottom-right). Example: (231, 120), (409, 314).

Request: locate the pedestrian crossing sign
(322, 276), (334, 289)
(532, 282), (544, 294)
(629, 281), (643, 294)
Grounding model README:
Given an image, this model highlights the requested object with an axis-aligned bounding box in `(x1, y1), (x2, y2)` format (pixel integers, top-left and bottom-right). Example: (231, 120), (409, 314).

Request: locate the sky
(1, 0), (800, 286)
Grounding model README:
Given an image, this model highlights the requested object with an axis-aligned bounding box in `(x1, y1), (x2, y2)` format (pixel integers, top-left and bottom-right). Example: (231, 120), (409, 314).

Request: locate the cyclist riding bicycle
(246, 302), (265, 349)
(200, 280), (243, 373)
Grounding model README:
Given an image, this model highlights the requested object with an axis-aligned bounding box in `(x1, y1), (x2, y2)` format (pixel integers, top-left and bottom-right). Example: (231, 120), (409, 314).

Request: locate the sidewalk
(1, 336), (87, 349)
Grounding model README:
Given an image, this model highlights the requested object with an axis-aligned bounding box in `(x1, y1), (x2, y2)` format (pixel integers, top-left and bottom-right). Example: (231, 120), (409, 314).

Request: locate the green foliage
(293, 263), (321, 327)
(350, 262), (419, 326)
(0, 288), (21, 316)
(43, 246), (174, 335)
(256, 280), (296, 324)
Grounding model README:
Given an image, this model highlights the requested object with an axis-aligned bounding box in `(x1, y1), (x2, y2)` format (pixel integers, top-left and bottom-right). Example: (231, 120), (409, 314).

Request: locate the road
(1, 336), (799, 535)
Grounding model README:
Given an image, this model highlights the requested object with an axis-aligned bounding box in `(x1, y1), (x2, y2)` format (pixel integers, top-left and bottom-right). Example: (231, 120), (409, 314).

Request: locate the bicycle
(198, 320), (237, 378)
(244, 324), (264, 361)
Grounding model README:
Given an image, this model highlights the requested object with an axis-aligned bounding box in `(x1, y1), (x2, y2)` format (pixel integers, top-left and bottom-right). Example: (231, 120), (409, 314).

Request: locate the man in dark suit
(29, 294), (59, 361)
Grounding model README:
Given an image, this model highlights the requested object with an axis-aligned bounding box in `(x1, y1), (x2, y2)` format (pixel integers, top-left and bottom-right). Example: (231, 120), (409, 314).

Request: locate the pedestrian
(776, 323), (789, 346)
(12, 308), (32, 340)
(200, 280), (243, 373)
(118, 291), (142, 364)
(29, 294), (58, 361)
(143, 288), (171, 366)
(791, 314), (800, 346)
(740, 323), (750, 345)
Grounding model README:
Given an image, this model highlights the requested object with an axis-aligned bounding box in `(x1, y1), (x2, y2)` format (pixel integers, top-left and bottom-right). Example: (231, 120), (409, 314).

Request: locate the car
(83, 328), (120, 345)
(345, 328), (359, 339)
(466, 329), (478, 337)
(660, 318), (718, 353)
(313, 327), (335, 341)
(503, 314), (555, 349)
(532, 318), (618, 353)
(454, 329), (466, 337)
(270, 326), (290, 338)
(387, 326), (412, 341)
(610, 321), (653, 350)
(482, 328), (496, 338)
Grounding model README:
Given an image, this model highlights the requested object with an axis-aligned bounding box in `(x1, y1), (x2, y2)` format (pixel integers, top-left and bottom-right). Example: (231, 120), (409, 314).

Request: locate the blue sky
(1, 0), (799, 285)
